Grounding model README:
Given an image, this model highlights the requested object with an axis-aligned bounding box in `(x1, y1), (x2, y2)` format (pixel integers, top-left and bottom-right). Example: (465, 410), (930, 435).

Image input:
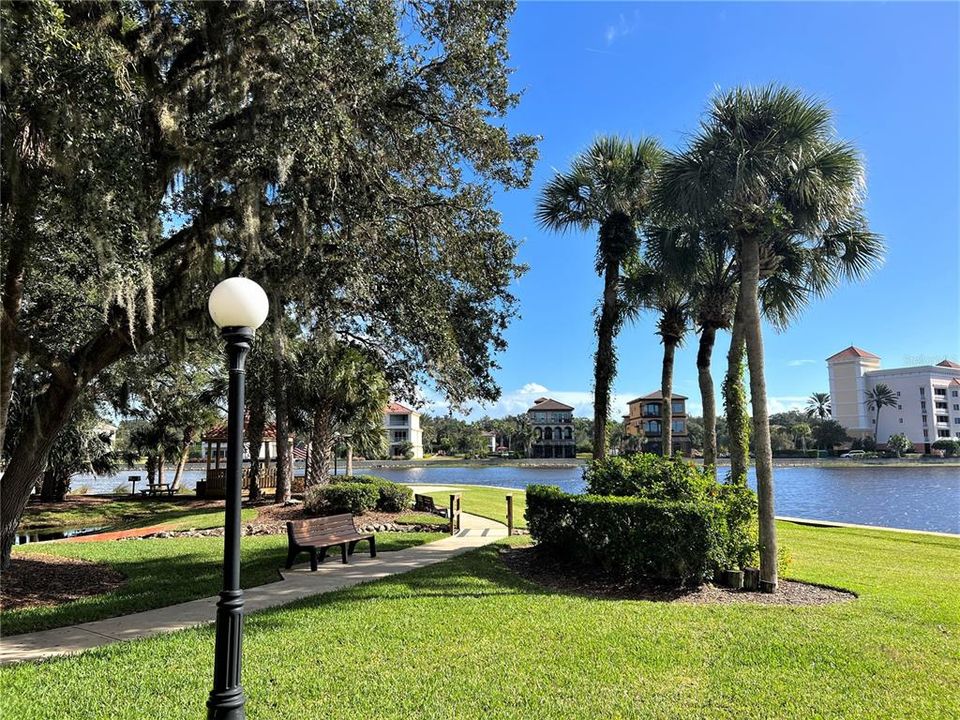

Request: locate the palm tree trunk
(739, 233), (777, 592)
(592, 262), (620, 460)
(874, 408), (881, 443)
(660, 340), (675, 457)
(697, 326), (718, 474)
(308, 407), (334, 486)
(723, 318), (749, 483)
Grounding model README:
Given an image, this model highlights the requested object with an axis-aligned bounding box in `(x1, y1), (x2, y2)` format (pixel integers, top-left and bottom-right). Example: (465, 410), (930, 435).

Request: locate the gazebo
(200, 421), (294, 498)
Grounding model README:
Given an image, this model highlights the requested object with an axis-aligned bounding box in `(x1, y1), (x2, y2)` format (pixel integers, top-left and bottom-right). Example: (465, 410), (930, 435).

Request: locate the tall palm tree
(805, 392), (831, 421)
(655, 85), (884, 591)
(536, 136), (665, 459)
(622, 230), (695, 457)
(865, 383), (897, 442)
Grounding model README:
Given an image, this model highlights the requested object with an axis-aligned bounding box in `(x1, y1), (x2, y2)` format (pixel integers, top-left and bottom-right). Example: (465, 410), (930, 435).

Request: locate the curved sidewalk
(0, 512), (507, 666)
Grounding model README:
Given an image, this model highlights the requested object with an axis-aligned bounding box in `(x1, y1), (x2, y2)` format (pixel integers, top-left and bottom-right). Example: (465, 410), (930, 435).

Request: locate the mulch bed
(500, 545), (856, 606)
(1, 554), (126, 611)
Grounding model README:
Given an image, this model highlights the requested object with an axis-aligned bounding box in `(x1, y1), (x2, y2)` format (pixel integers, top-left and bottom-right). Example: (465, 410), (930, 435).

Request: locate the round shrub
(331, 475), (412, 512)
(305, 482), (378, 516)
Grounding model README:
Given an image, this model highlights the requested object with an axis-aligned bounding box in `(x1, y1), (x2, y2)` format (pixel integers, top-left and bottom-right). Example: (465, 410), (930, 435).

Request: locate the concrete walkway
(0, 512), (507, 665)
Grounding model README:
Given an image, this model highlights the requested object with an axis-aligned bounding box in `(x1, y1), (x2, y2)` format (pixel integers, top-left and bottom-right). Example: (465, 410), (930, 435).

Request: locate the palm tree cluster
(537, 85), (884, 592)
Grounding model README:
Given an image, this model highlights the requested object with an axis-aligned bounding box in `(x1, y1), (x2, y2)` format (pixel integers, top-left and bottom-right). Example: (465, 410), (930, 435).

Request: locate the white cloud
(765, 396), (809, 415)
(787, 359), (816, 367)
(604, 10), (640, 46)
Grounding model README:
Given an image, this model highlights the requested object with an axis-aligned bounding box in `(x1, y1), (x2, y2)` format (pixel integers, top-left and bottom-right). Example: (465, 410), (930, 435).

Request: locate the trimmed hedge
(331, 475), (413, 513)
(305, 482), (378, 516)
(529, 454), (758, 584)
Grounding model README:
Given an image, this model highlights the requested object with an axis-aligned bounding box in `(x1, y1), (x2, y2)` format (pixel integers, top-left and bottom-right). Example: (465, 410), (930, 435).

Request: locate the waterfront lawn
(18, 498), (253, 534)
(2, 532), (446, 635)
(418, 484), (528, 528)
(1, 522), (957, 719)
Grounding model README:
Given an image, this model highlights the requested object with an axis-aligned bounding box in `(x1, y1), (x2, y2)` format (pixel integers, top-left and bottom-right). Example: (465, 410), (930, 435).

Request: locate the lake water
(71, 464), (960, 534)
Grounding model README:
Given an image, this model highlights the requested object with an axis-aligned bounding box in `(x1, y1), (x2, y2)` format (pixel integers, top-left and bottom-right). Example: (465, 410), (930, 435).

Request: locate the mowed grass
(18, 498), (254, 533)
(418, 484), (527, 528)
(2, 532), (446, 635)
(2, 522), (957, 719)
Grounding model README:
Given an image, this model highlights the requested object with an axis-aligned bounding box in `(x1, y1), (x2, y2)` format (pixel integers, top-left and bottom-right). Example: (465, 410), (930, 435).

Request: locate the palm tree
(536, 136), (665, 459)
(865, 383), (898, 443)
(790, 422), (812, 451)
(622, 231), (694, 457)
(655, 85), (884, 591)
(806, 392), (831, 421)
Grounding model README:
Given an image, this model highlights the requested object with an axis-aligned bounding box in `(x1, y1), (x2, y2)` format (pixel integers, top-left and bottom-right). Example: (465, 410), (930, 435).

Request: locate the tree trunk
(39, 469), (68, 503)
(660, 340), (676, 457)
(247, 398), (266, 503)
(697, 326), (718, 474)
(592, 261), (620, 460)
(739, 233), (777, 592)
(170, 428), (194, 492)
(271, 311), (292, 504)
(0, 380), (80, 569)
(157, 448), (165, 490)
(874, 408), (881, 443)
(308, 408), (334, 486)
(723, 317), (749, 484)
(0, 167), (37, 454)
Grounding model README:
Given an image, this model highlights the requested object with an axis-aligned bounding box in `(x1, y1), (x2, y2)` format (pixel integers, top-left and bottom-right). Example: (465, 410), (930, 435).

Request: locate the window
(672, 420), (685, 433)
(896, 391), (901, 397)
(935, 388), (946, 397)
(953, 390), (959, 397)
(392, 430), (407, 442)
(937, 429), (950, 438)
(923, 429), (929, 439)
(644, 403), (659, 417)
(388, 414), (407, 426)
(920, 401), (926, 409)
(936, 402), (948, 410)
(954, 404), (960, 411)
(922, 414), (928, 425)
(899, 418), (903, 424)
(920, 387), (925, 396)
(671, 401), (684, 414)
(955, 418), (960, 425)
(937, 415), (949, 424)
(897, 404), (902, 410)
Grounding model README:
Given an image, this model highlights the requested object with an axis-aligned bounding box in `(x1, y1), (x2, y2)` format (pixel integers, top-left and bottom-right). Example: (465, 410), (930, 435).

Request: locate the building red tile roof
(627, 391), (688, 403)
(527, 397), (575, 412)
(936, 359), (960, 369)
(826, 346), (881, 362)
(386, 402), (416, 415)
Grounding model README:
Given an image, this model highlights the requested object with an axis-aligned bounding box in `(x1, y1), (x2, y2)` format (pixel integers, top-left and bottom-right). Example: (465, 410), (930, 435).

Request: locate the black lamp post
(206, 278), (269, 720)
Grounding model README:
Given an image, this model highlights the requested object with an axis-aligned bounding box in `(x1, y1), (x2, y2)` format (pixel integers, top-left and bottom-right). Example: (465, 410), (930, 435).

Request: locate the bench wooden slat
(286, 514), (377, 571)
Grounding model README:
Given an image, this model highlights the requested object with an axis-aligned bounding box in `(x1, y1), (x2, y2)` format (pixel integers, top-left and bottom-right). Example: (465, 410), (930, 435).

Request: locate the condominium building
(827, 346), (960, 453)
(526, 397), (576, 459)
(623, 391), (690, 455)
(383, 402), (424, 458)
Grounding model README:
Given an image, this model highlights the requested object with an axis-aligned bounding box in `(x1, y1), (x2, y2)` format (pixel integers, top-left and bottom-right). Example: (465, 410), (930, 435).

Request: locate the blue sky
(430, 1), (959, 419)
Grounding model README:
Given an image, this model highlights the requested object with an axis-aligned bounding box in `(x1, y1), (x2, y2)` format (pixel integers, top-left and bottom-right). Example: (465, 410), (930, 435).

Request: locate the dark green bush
(526, 485), (728, 583)
(331, 475), (412, 512)
(305, 482), (378, 516)
(584, 454), (713, 500)
(528, 453), (758, 584)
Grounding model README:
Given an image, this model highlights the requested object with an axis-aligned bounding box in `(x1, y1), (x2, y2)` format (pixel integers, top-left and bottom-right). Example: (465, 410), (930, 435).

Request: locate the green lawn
(3, 522), (957, 719)
(417, 484), (527, 528)
(18, 499), (253, 533)
(3, 532), (445, 635)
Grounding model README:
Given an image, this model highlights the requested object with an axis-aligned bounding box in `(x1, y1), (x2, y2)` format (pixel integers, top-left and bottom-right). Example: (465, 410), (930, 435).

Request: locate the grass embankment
(3, 532), (446, 635)
(18, 499), (254, 533)
(418, 484), (527, 528)
(2, 522), (957, 719)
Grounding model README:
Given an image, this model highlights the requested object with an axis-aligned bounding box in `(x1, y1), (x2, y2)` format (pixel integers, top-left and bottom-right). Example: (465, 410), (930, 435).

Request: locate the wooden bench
(414, 494), (448, 517)
(285, 514), (376, 571)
